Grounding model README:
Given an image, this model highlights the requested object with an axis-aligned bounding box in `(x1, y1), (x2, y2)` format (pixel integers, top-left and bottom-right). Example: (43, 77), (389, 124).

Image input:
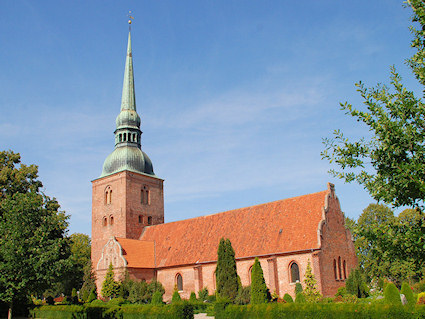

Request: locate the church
(91, 31), (357, 301)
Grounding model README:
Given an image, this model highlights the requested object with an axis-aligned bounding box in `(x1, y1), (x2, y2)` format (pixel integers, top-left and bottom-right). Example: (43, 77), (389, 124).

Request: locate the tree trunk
(7, 302), (12, 319)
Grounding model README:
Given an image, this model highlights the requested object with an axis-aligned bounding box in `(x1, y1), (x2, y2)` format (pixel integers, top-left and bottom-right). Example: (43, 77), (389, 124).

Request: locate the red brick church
(91, 31), (357, 301)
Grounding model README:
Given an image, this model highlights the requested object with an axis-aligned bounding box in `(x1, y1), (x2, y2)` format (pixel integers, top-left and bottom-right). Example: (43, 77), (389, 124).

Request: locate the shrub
(87, 289), (97, 303)
(346, 268), (369, 298)
(283, 293), (294, 303)
(417, 292), (425, 304)
(101, 263), (120, 300)
(46, 296), (54, 305)
(172, 290), (182, 303)
(335, 286), (347, 297)
(250, 257), (269, 304)
(295, 293), (305, 303)
(189, 292), (197, 302)
(151, 290), (163, 305)
(303, 261), (321, 302)
(384, 283), (401, 305)
(198, 287), (209, 301)
(295, 282), (303, 295)
(235, 286), (251, 305)
(401, 282), (415, 307)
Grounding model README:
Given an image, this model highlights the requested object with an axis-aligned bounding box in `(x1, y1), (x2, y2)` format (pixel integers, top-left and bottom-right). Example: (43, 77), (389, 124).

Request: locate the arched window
(148, 216), (152, 225)
(139, 215), (143, 223)
(105, 186), (112, 205)
(110, 215), (114, 225)
(123, 133), (127, 142)
(109, 190), (112, 204)
(290, 262), (300, 283)
(213, 271), (216, 290)
(333, 259), (337, 280)
(141, 185), (150, 205)
(248, 265), (253, 284)
(176, 273), (183, 291)
(338, 257), (342, 280)
(103, 217), (107, 227)
(343, 260), (347, 280)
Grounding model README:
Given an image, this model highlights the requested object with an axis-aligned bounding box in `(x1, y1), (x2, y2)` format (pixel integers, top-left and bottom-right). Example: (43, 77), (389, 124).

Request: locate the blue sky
(0, 1), (419, 236)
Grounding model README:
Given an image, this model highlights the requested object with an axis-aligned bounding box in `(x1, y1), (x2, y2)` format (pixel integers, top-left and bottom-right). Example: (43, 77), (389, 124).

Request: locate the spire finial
(128, 11), (134, 31)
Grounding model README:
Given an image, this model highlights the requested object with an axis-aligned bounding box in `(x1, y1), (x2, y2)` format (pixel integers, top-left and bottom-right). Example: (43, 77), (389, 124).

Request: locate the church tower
(91, 31), (164, 271)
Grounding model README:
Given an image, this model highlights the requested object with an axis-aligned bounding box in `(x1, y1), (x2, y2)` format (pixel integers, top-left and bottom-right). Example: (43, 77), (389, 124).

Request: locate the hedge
(30, 303), (194, 319)
(215, 303), (425, 319)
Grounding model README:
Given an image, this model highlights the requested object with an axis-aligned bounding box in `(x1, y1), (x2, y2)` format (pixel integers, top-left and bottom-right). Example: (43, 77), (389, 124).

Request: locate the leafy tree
(215, 238), (239, 301)
(321, 1), (425, 209)
(303, 261), (321, 302)
(101, 263), (120, 300)
(0, 151), (71, 319)
(250, 257), (268, 304)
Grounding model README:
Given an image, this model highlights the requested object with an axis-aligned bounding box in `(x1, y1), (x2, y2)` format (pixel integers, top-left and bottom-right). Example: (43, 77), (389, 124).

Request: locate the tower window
(141, 185), (150, 205)
(148, 216), (152, 225)
(176, 273), (183, 291)
(105, 186), (112, 205)
(139, 215), (143, 223)
(103, 217), (107, 227)
(290, 262), (300, 283)
(110, 215), (114, 225)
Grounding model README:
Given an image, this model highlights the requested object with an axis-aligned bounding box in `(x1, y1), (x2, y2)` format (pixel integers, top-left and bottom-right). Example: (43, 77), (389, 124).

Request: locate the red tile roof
(139, 189), (329, 268)
(115, 238), (155, 268)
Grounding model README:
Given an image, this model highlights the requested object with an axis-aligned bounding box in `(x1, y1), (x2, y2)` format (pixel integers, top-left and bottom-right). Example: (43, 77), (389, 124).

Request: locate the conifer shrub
(346, 268), (369, 298)
(172, 290), (182, 303)
(295, 282), (303, 295)
(71, 288), (79, 304)
(401, 282), (415, 307)
(151, 290), (164, 305)
(303, 261), (321, 302)
(189, 292), (197, 302)
(295, 293), (306, 303)
(384, 283), (401, 305)
(87, 289), (97, 303)
(250, 257), (269, 304)
(235, 286), (251, 305)
(215, 238), (239, 301)
(101, 263), (120, 300)
(198, 287), (209, 301)
(283, 293), (294, 303)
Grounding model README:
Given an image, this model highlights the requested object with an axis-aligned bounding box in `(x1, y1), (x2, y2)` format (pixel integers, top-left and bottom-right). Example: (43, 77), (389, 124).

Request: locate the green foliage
(303, 261), (321, 302)
(101, 263), (120, 300)
(198, 287), (209, 301)
(384, 283), (401, 305)
(0, 151), (71, 316)
(295, 293), (305, 303)
(321, 1), (425, 210)
(294, 282), (303, 295)
(235, 286), (250, 305)
(250, 257), (268, 304)
(172, 290), (182, 303)
(79, 262), (97, 302)
(189, 292), (196, 302)
(335, 286), (347, 297)
(215, 238), (239, 301)
(346, 268), (369, 298)
(128, 280), (148, 304)
(71, 288), (78, 304)
(283, 293), (293, 303)
(401, 282), (415, 307)
(151, 290), (163, 305)
(87, 290), (97, 303)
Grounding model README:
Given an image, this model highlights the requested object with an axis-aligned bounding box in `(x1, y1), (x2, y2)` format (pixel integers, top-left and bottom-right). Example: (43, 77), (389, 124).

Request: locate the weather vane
(128, 11), (134, 31)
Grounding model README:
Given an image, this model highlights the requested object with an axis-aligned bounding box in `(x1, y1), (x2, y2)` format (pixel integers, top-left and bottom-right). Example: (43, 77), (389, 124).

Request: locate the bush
(189, 292), (197, 302)
(46, 296), (54, 305)
(384, 283), (401, 305)
(295, 293), (305, 303)
(198, 287), (209, 301)
(346, 268), (369, 298)
(295, 282), (303, 295)
(401, 282), (415, 306)
(172, 290), (182, 303)
(335, 286), (347, 297)
(250, 257), (269, 304)
(87, 290), (97, 303)
(417, 292), (425, 304)
(283, 293), (293, 303)
(31, 305), (85, 319)
(214, 297), (232, 318)
(235, 286), (250, 305)
(151, 290), (163, 305)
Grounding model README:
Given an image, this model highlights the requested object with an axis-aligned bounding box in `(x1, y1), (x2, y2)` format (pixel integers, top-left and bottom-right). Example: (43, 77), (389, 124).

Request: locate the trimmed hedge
(30, 303), (194, 319)
(215, 303), (425, 319)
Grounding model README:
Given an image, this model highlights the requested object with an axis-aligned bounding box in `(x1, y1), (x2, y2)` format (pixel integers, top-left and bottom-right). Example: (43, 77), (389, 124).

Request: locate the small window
(109, 190), (112, 204)
(105, 186), (112, 205)
(141, 186), (150, 205)
(343, 260), (347, 280)
(141, 189), (145, 204)
(148, 216), (152, 225)
(139, 215), (143, 223)
(146, 190), (150, 205)
(103, 217), (107, 227)
(290, 262), (300, 283)
(338, 257), (342, 280)
(176, 273), (183, 291)
(110, 216), (114, 225)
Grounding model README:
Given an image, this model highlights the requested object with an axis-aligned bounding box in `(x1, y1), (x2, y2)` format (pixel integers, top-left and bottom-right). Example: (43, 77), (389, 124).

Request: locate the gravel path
(194, 313), (214, 319)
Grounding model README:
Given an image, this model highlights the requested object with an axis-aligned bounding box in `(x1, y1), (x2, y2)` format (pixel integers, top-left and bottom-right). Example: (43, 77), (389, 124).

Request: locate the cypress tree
(101, 263), (120, 300)
(250, 257), (268, 304)
(172, 289), (182, 303)
(400, 282), (415, 307)
(303, 261), (321, 302)
(215, 238), (239, 300)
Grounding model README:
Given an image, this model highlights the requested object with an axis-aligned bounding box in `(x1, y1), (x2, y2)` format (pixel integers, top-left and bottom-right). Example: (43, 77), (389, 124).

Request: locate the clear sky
(0, 1), (419, 236)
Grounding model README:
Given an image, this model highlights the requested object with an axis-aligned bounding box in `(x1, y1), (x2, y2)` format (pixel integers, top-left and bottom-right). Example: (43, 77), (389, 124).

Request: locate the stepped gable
(115, 238), (155, 268)
(139, 189), (329, 268)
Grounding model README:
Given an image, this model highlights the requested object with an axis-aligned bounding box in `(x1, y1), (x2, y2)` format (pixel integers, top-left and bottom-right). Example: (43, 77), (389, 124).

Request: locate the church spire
(120, 32), (136, 111)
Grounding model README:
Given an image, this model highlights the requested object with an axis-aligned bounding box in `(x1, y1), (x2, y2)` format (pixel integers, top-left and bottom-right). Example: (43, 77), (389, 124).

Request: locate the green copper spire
(121, 32), (136, 111)
(100, 30), (155, 178)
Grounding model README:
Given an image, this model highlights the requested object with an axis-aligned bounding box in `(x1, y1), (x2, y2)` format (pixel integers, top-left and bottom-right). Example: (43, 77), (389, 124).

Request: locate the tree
(250, 257), (268, 304)
(101, 263), (120, 300)
(80, 262), (97, 302)
(346, 267), (368, 298)
(0, 151), (71, 319)
(172, 289), (182, 303)
(322, 1), (425, 209)
(303, 261), (321, 302)
(384, 283), (401, 305)
(151, 290), (163, 305)
(215, 238), (239, 301)
(401, 282), (415, 307)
